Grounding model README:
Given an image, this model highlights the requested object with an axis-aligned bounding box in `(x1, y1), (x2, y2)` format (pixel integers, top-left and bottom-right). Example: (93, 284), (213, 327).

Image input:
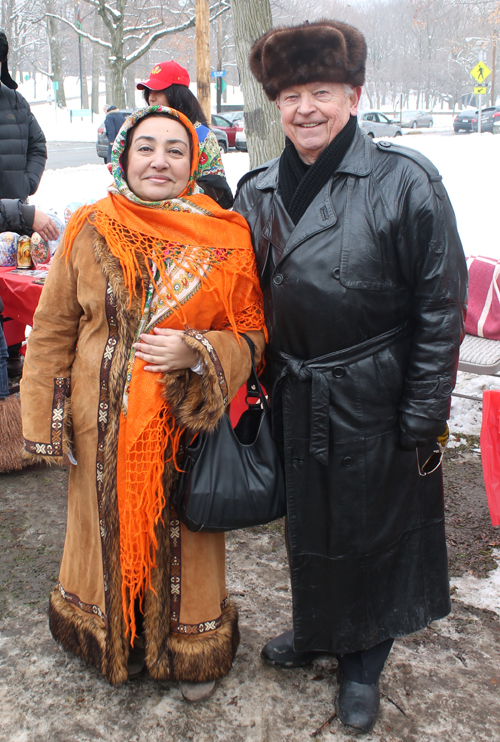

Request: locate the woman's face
(126, 116), (191, 201)
(147, 89), (169, 106)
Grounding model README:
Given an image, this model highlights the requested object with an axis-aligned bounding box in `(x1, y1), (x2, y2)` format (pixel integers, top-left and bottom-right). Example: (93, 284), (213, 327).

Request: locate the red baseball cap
(137, 61), (190, 91)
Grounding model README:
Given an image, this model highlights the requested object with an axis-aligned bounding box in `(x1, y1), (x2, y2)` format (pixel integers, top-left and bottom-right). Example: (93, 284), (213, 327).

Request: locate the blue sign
(210, 70), (226, 77)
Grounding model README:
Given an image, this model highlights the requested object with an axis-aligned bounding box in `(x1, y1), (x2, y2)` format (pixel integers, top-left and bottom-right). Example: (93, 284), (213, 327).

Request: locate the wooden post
(196, 0), (211, 122)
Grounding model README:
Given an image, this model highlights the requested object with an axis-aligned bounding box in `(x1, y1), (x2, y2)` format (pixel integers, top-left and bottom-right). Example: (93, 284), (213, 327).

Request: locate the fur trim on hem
(0, 394), (25, 473)
(161, 333), (225, 436)
(49, 589), (128, 683)
(165, 600), (240, 683)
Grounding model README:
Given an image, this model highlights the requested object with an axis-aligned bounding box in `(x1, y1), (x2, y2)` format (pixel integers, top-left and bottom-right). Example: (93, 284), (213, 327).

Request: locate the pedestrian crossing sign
(470, 62), (492, 82)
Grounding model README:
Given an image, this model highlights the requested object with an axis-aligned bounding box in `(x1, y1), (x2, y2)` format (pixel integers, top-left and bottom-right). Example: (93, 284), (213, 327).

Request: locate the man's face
(277, 81), (361, 164)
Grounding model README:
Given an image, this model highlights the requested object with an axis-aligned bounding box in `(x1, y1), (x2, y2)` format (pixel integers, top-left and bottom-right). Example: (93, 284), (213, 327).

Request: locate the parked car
(235, 126), (247, 152)
(399, 110), (434, 129)
(221, 110), (244, 124)
(471, 106), (500, 133)
(211, 126), (229, 154)
(96, 109), (132, 162)
(358, 111), (403, 138)
(211, 114), (243, 148)
(453, 109), (477, 133)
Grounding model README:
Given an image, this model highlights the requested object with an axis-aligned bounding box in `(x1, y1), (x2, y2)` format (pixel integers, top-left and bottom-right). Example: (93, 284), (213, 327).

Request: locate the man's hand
(399, 412), (447, 451)
(133, 328), (199, 373)
(32, 209), (60, 242)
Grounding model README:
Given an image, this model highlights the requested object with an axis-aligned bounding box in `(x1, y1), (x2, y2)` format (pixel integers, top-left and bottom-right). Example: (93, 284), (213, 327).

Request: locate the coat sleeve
(397, 167), (468, 429)
(161, 328), (265, 436)
(0, 199), (35, 233)
(25, 111), (47, 196)
(20, 242), (83, 464)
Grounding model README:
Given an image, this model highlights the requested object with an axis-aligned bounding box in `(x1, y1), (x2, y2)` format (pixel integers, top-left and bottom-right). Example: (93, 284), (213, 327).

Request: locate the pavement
(46, 142), (102, 170)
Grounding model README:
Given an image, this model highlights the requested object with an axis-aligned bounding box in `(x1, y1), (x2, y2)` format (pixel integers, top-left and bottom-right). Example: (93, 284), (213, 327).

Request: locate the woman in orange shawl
(20, 107), (266, 700)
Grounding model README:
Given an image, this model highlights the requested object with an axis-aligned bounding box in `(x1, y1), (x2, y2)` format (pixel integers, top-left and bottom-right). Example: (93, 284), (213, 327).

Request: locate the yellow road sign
(471, 61), (492, 82)
(474, 85), (488, 94)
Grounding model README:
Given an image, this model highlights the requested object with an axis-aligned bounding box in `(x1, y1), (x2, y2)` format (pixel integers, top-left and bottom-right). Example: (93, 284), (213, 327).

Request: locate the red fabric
(465, 256), (500, 339)
(480, 390), (500, 527)
(3, 319), (25, 347)
(0, 267), (43, 327)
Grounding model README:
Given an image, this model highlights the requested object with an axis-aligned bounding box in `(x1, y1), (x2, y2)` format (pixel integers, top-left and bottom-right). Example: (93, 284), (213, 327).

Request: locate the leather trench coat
(234, 128), (468, 654)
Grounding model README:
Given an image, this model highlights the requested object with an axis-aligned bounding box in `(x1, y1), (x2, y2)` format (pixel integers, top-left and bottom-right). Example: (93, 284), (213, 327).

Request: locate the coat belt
(267, 322), (411, 466)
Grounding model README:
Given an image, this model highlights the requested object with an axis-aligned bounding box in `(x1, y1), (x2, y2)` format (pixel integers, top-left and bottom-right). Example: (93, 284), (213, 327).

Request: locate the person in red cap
(137, 61), (233, 207)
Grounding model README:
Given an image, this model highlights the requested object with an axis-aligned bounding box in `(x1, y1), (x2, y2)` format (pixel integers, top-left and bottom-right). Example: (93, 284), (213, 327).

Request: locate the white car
(235, 127), (247, 152)
(359, 111), (403, 139)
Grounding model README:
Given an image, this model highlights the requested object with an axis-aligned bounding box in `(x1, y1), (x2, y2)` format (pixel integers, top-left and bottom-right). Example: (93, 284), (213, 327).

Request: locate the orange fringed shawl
(64, 191), (265, 643)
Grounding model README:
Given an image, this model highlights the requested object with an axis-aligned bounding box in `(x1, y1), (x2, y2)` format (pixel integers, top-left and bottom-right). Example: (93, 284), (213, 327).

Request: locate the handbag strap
(241, 334), (267, 407)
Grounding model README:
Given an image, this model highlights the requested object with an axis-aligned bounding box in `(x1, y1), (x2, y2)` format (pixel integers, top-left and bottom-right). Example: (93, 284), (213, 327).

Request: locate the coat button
(442, 382), (452, 394)
(332, 267), (341, 279)
(333, 366), (345, 378)
(342, 456), (354, 468)
(273, 274), (284, 285)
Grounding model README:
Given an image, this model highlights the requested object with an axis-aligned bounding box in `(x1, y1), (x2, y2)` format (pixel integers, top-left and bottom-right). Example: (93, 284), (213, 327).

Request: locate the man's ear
(350, 87), (362, 116)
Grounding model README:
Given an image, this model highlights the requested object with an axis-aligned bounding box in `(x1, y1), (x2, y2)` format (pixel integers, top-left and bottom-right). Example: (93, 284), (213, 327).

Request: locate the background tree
(230, 0), (283, 168)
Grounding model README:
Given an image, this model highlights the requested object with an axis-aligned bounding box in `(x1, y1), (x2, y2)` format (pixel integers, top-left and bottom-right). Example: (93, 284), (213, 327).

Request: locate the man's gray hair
(343, 83), (355, 97)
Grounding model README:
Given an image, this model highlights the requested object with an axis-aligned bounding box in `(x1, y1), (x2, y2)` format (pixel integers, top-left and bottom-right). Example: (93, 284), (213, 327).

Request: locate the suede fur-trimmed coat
(20, 221), (264, 685)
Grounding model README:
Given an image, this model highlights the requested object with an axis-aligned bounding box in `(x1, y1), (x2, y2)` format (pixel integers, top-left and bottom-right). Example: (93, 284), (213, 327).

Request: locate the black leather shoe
(261, 629), (324, 668)
(336, 672), (380, 733)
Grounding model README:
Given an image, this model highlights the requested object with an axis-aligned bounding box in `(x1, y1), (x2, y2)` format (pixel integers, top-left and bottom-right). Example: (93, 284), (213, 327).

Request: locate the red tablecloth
(0, 267), (43, 327)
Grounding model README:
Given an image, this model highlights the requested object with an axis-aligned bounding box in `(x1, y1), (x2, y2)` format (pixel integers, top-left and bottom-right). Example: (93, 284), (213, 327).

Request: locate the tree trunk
(196, 0), (211, 122)
(91, 12), (101, 114)
(79, 39), (89, 109)
(45, 0), (67, 107)
(230, 0), (284, 169)
(125, 66), (136, 108)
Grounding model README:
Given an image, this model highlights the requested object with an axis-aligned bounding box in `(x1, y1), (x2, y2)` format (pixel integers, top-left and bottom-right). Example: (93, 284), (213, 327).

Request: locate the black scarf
(278, 114), (357, 225)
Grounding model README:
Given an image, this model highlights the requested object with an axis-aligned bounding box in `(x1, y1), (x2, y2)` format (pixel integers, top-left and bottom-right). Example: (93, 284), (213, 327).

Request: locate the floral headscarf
(109, 105), (201, 208)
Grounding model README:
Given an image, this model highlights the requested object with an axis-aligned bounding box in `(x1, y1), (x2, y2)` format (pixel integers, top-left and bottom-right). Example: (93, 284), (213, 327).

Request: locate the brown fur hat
(250, 20), (367, 101)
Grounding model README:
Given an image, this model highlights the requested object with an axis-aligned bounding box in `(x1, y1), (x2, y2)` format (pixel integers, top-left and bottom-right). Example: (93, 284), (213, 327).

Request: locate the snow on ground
(451, 549), (500, 616)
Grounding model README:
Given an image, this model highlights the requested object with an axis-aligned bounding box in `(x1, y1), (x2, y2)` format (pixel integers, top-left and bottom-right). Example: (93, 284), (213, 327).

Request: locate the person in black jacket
(0, 199), (59, 241)
(234, 20), (467, 735)
(0, 32), (47, 201)
(104, 104), (126, 163)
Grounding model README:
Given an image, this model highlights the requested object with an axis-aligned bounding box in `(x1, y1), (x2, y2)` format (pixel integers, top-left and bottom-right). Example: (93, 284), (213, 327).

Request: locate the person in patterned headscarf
(21, 106), (266, 702)
(138, 61), (233, 208)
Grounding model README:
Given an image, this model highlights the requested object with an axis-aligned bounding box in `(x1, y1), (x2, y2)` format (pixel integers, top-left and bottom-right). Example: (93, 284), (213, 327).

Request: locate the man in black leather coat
(234, 20), (467, 734)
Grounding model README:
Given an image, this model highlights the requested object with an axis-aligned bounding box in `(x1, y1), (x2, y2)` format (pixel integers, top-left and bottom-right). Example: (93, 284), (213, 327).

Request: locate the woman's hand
(133, 328), (199, 373)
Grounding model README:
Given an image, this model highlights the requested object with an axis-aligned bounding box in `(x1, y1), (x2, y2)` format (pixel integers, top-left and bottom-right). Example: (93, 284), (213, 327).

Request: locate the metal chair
(454, 334), (500, 402)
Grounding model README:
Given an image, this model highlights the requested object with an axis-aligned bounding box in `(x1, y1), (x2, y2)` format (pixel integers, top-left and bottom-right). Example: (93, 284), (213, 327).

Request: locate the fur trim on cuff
(250, 20), (367, 100)
(0, 394), (26, 473)
(161, 332), (226, 435)
(22, 394), (73, 468)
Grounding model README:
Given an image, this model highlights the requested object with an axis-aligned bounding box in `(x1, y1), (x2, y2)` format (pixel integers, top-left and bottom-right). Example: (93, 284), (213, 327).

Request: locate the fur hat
(250, 20), (366, 101)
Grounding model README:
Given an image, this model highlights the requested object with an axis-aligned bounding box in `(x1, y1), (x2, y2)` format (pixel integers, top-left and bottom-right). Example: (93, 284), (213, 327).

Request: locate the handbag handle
(241, 334), (268, 408)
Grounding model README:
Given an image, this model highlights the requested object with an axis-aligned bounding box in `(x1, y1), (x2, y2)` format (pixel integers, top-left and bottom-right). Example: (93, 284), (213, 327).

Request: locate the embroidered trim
(96, 283), (119, 601)
(184, 328), (228, 406)
(169, 507), (228, 635)
(57, 582), (108, 629)
(24, 377), (70, 456)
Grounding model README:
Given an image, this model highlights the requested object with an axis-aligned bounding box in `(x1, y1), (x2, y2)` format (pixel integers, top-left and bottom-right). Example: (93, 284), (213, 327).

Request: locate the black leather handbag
(173, 336), (287, 532)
